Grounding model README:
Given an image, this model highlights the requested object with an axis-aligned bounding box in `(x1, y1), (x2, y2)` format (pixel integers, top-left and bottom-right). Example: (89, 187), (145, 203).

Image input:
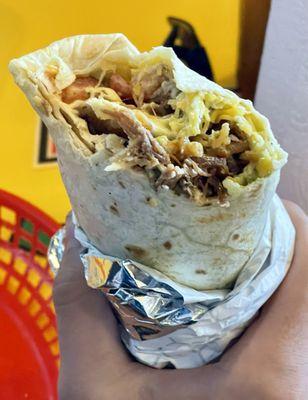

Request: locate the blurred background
(1, 1), (308, 398)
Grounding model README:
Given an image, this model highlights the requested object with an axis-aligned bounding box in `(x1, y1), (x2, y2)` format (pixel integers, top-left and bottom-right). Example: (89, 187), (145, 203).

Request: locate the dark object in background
(238, 0), (271, 100)
(38, 121), (57, 164)
(164, 17), (214, 81)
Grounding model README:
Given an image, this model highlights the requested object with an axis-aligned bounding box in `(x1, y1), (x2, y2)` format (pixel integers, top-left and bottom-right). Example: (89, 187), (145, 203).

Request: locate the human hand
(53, 201), (308, 400)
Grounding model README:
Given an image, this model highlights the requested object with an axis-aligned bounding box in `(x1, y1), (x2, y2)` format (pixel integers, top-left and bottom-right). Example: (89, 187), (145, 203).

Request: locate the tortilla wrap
(9, 34), (287, 289)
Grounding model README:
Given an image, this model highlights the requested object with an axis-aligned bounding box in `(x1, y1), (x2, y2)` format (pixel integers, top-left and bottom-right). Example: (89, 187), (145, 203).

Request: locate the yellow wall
(0, 0), (240, 222)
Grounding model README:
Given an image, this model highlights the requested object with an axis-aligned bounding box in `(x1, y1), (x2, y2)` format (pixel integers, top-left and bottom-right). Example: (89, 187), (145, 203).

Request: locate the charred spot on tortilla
(197, 213), (230, 224)
(110, 203), (119, 216)
(118, 181), (126, 189)
(195, 269), (207, 275)
(145, 196), (158, 207)
(232, 233), (240, 240)
(125, 245), (147, 258)
(163, 241), (172, 250)
(212, 257), (223, 265)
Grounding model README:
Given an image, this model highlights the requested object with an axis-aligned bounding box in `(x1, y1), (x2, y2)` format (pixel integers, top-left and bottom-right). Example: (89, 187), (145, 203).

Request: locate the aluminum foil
(48, 195), (295, 368)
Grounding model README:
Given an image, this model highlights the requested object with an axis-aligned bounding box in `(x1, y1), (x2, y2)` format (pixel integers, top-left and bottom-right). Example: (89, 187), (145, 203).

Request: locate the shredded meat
(207, 176), (227, 203)
(190, 157), (229, 201)
(101, 109), (171, 166)
(200, 125), (250, 182)
(154, 164), (184, 190)
(207, 121), (225, 133)
(79, 105), (126, 137)
(64, 71), (250, 204)
(89, 108), (231, 202)
(132, 72), (166, 106)
(229, 134), (241, 142)
(224, 132), (250, 177)
(150, 155), (229, 203)
(151, 80), (179, 107)
(132, 65), (179, 107)
(192, 156), (228, 171)
(227, 141), (249, 155)
(77, 104), (247, 203)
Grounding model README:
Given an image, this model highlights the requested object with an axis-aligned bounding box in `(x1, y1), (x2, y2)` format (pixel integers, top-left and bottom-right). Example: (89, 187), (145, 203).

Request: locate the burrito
(9, 34), (287, 290)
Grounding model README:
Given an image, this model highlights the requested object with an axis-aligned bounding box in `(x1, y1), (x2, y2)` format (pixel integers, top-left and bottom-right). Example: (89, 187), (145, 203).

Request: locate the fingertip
(282, 199), (308, 227)
(65, 211), (74, 235)
(64, 212), (82, 251)
(65, 210), (72, 222)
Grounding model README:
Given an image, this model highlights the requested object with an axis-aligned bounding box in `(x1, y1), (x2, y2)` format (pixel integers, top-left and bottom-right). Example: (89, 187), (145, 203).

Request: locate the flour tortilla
(9, 34), (287, 289)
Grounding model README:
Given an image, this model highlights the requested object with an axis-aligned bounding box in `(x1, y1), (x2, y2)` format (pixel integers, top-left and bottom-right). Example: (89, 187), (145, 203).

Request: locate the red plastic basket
(0, 189), (60, 399)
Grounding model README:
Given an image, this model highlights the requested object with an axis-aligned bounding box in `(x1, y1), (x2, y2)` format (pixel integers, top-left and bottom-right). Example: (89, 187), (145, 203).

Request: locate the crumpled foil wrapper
(48, 195), (295, 368)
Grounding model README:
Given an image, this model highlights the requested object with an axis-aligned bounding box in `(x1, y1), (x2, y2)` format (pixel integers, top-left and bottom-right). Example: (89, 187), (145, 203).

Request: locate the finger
(57, 289), (133, 394)
(283, 199), (308, 224)
(144, 202), (308, 399)
(63, 212), (80, 251)
(222, 200), (308, 369)
(53, 214), (85, 298)
(54, 214), (129, 358)
(262, 199), (308, 314)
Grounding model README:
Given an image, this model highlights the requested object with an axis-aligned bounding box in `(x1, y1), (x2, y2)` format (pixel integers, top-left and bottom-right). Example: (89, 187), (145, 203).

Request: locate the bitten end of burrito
(9, 34), (287, 289)
(9, 36), (286, 205)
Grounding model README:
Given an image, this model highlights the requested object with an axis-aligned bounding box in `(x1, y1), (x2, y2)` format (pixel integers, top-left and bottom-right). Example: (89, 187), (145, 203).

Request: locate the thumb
(53, 214), (132, 392)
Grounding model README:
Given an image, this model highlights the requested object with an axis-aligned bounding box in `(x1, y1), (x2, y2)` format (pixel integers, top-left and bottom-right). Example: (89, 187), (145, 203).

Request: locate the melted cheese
(68, 66), (285, 185)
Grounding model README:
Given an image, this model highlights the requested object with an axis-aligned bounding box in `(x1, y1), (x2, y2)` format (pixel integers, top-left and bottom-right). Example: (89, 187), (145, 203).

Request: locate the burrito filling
(50, 62), (279, 205)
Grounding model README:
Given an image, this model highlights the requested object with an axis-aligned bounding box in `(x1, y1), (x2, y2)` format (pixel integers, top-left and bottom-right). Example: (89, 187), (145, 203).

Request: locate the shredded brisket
(63, 72), (250, 204)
